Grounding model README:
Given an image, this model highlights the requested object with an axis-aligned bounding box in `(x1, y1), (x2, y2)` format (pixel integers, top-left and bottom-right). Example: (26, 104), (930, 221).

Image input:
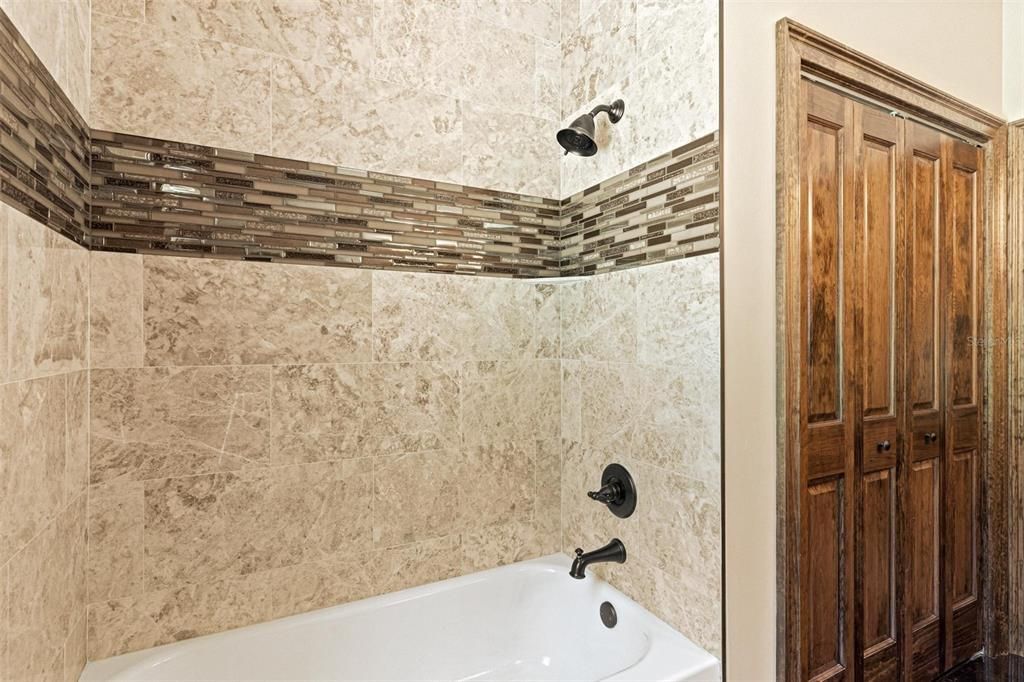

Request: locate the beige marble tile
(0, 205), (8, 384)
(6, 211), (88, 382)
(560, 270), (637, 361)
(0, 559), (7, 680)
(635, 463), (720, 585)
(372, 0), (465, 98)
(87, 480), (144, 603)
(375, 535), (461, 595)
(63, 613), (86, 682)
(65, 0), (90, 119)
(271, 364), (363, 465)
(359, 362), (461, 456)
(143, 256), (372, 366)
(535, 38), (561, 121)
(560, 360), (583, 443)
(87, 571), (275, 660)
(263, 553), (379, 621)
(373, 450), (459, 547)
(6, 497), (86, 681)
(93, 0), (144, 19)
(271, 58), (464, 184)
(0, 375), (67, 564)
(534, 438), (562, 554)
(461, 360), (560, 447)
(560, 441), (640, 555)
(144, 0), (373, 71)
(371, 271), (560, 362)
(90, 251), (144, 369)
(465, 0), (559, 42)
(91, 16), (273, 151)
(637, 0), (716, 65)
(90, 366), (272, 484)
(578, 361), (636, 450)
(623, 41), (717, 169)
(459, 442), (535, 532)
(65, 370), (89, 502)
(460, 17), (536, 113)
(636, 256), (720, 362)
(144, 459), (372, 591)
(461, 519), (543, 572)
(560, 0), (636, 116)
(462, 103), (560, 198)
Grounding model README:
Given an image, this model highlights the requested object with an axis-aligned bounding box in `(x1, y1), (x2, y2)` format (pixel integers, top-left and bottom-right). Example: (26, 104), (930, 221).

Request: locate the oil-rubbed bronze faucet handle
(587, 481), (622, 504)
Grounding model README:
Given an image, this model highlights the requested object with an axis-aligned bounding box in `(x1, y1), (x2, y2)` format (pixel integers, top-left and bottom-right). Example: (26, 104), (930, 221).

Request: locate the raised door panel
(800, 81), (855, 681)
(904, 122), (944, 681)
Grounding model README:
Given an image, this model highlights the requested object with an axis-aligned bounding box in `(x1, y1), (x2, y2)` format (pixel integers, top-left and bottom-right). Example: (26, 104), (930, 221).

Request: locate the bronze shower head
(557, 99), (625, 157)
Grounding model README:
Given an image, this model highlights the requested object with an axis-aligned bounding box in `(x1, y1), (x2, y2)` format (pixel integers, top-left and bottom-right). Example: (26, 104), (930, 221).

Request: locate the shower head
(557, 99), (625, 157)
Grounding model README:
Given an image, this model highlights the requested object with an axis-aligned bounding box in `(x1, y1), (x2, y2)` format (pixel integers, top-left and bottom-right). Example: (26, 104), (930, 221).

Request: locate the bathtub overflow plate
(600, 601), (617, 628)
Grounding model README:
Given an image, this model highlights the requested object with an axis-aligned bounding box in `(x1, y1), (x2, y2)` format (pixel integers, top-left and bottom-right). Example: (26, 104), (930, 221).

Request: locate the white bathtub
(81, 554), (720, 682)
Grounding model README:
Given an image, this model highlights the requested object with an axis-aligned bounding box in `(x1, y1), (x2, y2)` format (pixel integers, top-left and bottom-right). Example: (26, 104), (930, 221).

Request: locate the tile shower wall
(85, 253), (562, 659)
(0, 201), (90, 681)
(90, 0), (562, 197)
(0, 2), (92, 680)
(559, 254), (722, 656)
(559, 0), (718, 197)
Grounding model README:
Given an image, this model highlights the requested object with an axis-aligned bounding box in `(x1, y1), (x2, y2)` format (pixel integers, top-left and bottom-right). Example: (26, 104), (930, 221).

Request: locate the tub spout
(569, 539), (626, 579)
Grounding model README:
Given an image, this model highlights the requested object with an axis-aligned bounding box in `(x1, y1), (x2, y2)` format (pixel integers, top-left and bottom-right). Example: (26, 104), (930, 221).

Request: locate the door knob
(877, 440), (892, 452)
(924, 432), (938, 444)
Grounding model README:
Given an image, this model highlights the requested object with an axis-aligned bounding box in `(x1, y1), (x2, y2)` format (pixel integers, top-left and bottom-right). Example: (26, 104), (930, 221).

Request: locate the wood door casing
(796, 80), (985, 681)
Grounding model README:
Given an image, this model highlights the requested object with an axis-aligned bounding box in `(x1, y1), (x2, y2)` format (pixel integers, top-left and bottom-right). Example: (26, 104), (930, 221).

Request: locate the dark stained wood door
(796, 81), (984, 681)
(904, 121), (945, 681)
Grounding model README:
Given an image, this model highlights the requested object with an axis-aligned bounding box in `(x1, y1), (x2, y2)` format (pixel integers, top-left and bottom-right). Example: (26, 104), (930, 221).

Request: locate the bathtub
(81, 554), (720, 681)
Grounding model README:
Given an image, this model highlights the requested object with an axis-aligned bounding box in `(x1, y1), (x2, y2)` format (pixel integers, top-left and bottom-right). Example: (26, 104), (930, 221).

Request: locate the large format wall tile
(91, 18), (273, 152)
(5, 209), (88, 382)
(463, 103), (560, 199)
(143, 256), (372, 366)
(461, 360), (560, 447)
(271, 59), (464, 185)
(144, 460), (372, 591)
(144, 0), (374, 72)
(372, 272), (560, 362)
(5, 496), (86, 680)
(90, 252), (144, 369)
(560, 270), (637, 361)
(372, 449), (460, 547)
(0, 375), (68, 564)
(90, 366), (272, 484)
(87, 481), (144, 603)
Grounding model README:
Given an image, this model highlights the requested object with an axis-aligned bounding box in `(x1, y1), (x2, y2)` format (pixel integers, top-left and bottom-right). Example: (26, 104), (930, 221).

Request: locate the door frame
(1008, 119), (1024, 656)
(775, 18), (1010, 680)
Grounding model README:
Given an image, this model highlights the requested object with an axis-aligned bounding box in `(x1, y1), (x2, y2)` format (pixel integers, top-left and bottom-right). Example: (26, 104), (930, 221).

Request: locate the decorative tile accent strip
(90, 130), (564, 277)
(90, 129), (719, 277)
(0, 11), (91, 246)
(559, 132), (720, 276)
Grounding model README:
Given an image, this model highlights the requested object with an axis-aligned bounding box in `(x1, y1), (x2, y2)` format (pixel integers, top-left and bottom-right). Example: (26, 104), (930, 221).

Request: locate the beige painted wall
(1006, 0), (1024, 120)
(722, 2), (1004, 679)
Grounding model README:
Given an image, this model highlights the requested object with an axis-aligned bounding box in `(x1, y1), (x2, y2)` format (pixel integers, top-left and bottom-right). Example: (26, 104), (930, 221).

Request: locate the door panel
(800, 81), (855, 681)
(905, 121), (944, 681)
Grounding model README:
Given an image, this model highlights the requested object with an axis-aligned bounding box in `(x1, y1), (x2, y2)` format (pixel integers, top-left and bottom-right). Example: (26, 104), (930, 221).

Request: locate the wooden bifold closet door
(797, 80), (982, 681)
